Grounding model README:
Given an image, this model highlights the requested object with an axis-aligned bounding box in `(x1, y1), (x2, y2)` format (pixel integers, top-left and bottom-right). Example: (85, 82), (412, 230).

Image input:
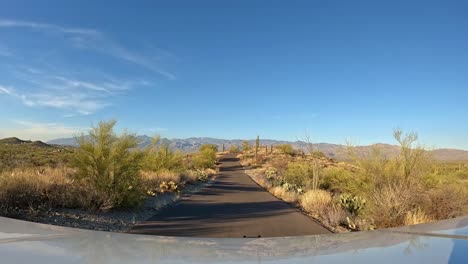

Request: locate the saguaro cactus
(255, 135), (260, 161)
(265, 145), (268, 155)
(222, 144), (225, 152)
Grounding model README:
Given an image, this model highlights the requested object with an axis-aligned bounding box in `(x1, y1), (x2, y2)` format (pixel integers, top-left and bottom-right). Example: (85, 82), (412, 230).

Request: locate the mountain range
(46, 136), (468, 162)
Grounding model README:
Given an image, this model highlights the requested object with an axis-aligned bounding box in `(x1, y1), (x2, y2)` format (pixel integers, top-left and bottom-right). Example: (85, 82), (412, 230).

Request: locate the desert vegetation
(0, 120), (218, 218)
(239, 130), (468, 232)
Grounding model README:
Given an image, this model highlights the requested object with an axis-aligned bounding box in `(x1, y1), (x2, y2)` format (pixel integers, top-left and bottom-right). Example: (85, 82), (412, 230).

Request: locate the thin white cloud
(0, 19), (99, 36)
(53, 76), (113, 93)
(0, 19), (175, 79)
(0, 19), (173, 115)
(101, 44), (176, 80)
(0, 85), (13, 95)
(0, 84), (108, 115)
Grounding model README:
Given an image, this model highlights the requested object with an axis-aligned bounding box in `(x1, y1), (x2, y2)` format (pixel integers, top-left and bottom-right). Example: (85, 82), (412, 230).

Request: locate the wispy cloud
(0, 85), (13, 95)
(0, 82), (109, 115)
(0, 19), (99, 36)
(0, 19), (175, 79)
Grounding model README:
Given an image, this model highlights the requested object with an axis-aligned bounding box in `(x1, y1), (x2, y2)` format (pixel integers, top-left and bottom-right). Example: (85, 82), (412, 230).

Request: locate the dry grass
(369, 183), (415, 228)
(404, 209), (433, 226)
(425, 185), (467, 220)
(300, 189), (333, 215)
(0, 165), (218, 213)
(0, 167), (96, 210)
(269, 186), (299, 203)
(323, 204), (347, 227)
(141, 170), (182, 185)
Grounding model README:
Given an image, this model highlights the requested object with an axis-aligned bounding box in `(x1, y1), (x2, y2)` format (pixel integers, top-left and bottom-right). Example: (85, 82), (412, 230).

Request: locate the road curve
(130, 153), (330, 237)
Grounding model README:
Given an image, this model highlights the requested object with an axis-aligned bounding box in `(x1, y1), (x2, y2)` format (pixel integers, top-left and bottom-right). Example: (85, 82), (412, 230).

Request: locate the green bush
(284, 161), (320, 190)
(321, 167), (371, 195)
(310, 151), (326, 158)
(229, 145), (240, 153)
(73, 120), (144, 210)
(242, 141), (251, 151)
(277, 144), (295, 156)
(144, 136), (184, 172)
(193, 144), (217, 169)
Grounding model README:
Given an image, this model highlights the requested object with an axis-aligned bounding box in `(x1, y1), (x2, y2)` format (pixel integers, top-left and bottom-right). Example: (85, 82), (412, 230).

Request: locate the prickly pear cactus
(339, 194), (366, 216)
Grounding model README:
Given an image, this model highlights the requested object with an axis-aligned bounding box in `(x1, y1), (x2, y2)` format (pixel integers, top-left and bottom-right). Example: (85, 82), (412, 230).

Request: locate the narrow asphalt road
(130, 153), (330, 237)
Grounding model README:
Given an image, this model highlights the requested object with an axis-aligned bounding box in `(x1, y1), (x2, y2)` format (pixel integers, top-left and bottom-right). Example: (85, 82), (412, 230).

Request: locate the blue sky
(0, 1), (467, 150)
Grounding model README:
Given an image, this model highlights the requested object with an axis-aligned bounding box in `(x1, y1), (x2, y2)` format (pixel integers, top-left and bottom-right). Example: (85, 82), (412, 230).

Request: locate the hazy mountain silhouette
(46, 136), (468, 161)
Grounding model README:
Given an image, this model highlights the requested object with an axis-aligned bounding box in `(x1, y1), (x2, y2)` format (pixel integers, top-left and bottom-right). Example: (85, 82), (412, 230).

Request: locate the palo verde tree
(144, 135), (183, 173)
(73, 120), (144, 210)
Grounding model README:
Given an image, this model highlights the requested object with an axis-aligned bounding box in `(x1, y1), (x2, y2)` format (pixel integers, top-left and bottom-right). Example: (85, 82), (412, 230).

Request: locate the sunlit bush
(143, 136), (184, 173)
(277, 144), (295, 156)
(284, 161), (320, 190)
(300, 189), (332, 214)
(192, 144), (217, 169)
(73, 120), (144, 210)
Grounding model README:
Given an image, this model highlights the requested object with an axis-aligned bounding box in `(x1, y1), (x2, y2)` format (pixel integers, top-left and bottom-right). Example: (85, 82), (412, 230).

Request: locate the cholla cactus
(272, 176), (285, 187)
(168, 180), (179, 192)
(339, 194), (366, 216)
(159, 181), (169, 193)
(282, 182), (293, 191)
(196, 169), (208, 181)
(147, 190), (156, 196)
(296, 187), (305, 195)
(265, 168), (277, 180)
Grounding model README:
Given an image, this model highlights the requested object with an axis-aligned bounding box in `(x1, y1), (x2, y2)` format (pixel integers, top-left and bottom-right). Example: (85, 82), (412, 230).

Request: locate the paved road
(130, 154), (330, 237)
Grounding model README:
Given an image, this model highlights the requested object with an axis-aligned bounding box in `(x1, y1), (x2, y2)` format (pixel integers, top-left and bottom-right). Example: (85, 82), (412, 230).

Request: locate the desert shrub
(321, 167), (371, 195)
(323, 203), (347, 227)
(344, 129), (458, 228)
(241, 141), (251, 151)
(229, 145), (240, 153)
(269, 186), (299, 203)
(369, 182), (417, 228)
(265, 167), (278, 180)
(277, 144), (295, 156)
(284, 161), (321, 190)
(339, 193), (366, 216)
(270, 158), (290, 173)
(183, 168), (216, 183)
(0, 142), (74, 171)
(404, 208), (432, 225)
(424, 185), (467, 220)
(192, 144), (217, 169)
(0, 167), (95, 211)
(194, 169), (210, 181)
(310, 151), (326, 158)
(73, 120), (144, 210)
(143, 136), (184, 173)
(140, 169), (182, 194)
(300, 189), (333, 214)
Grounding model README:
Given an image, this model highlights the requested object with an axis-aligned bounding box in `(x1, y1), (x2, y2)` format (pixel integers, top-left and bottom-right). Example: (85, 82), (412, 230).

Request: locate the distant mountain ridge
(46, 136), (468, 162)
(0, 137), (52, 148)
